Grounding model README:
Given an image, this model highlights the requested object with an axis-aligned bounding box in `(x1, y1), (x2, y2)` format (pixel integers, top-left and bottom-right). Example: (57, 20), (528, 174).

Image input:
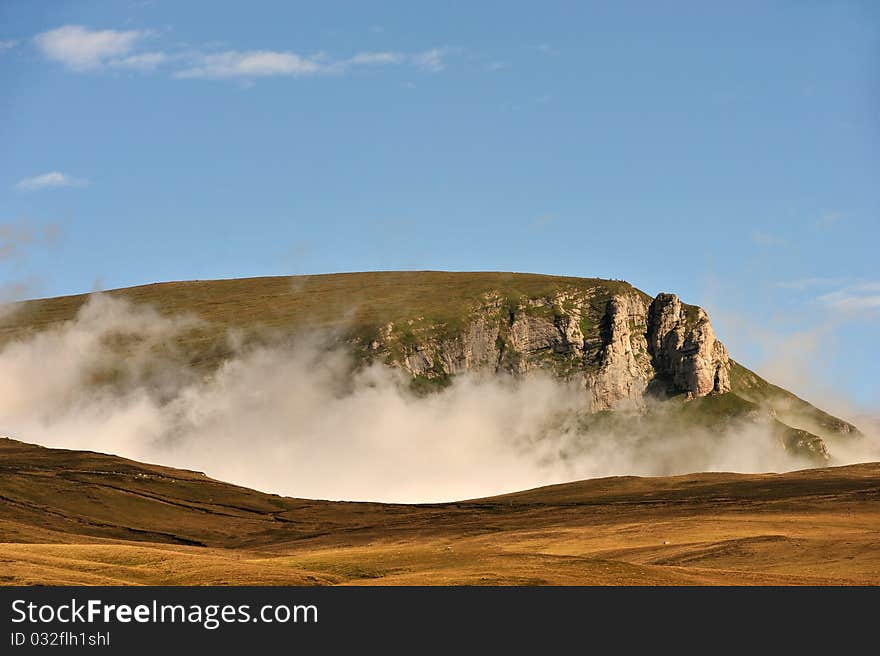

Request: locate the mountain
(2, 437), (878, 585)
(0, 271), (861, 461)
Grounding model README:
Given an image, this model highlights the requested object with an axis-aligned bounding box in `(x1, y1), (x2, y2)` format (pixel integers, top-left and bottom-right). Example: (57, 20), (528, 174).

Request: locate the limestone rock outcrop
(365, 287), (731, 411)
(647, 293), (731, 399)
(584, 294), (652, 410)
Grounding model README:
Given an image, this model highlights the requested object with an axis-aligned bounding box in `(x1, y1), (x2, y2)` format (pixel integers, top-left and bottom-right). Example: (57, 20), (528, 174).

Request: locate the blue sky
(1, 1), (878, 411)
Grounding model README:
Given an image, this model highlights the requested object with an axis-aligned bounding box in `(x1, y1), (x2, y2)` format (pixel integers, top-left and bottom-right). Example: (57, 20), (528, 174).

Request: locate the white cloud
(15, 172), (88, 191)
(174, 50), (328, 79)
(175, 47), (452, 80)
(822, 294), (880, 312)
(412, 47), (451, 72)
(29, 24), (458, 81)
(347, 51), (403, 65)
(34, 25), (146, 71)
(818, 283), (880, 313)
(0, 40), (18, 51)
(110, 51), (167, 71)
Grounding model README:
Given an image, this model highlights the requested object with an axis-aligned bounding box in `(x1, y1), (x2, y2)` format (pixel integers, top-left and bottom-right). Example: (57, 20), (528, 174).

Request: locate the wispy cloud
(110, 51), (167, 71)
(819, 283), (880, 313)
(533, 43), (560, 56)
(30, 24), (459, 82)
(0, 220), (62, 263)
(0, 220), (61, 309)
(412, 47), (453, 72)
(174, 50), (326, 78)
(776, 277), (847, 291)
(506, 93), (554, 112)
(15, 172), (88, 191)
(175, 47), (452, 80)
(346, 51), (404, 65)
(0, 40), (18, 52)
(34, 25), (148, 71)
(484, 60), (507, 72)
(751, 230), (785, 247)
(816, 211), (843, 228)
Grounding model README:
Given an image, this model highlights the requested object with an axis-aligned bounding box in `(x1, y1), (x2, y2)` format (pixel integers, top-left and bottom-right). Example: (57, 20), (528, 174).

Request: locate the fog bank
(1, 295), (877, 503)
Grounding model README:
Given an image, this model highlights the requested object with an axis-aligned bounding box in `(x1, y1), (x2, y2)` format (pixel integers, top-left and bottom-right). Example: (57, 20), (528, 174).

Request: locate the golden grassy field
(2, 437), (877, 586)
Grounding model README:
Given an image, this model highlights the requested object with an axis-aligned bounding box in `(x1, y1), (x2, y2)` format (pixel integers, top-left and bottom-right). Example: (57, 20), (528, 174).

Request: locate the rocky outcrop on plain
(365, 286), (731, 411)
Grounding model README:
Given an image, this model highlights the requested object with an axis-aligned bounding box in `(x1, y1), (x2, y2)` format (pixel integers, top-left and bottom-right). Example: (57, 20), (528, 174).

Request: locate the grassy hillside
(730, 360), (861, 441)
(0, 271), (644, 373)
(0, 271), (859, 447)
(571, 392), (831, 465)
(1, 271), (641, 340)
(2, 438), (879, 585)
(0, 437), (388, 551)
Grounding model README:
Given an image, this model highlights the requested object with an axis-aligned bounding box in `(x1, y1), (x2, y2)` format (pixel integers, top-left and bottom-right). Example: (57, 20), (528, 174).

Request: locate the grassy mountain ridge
(1, 271), (643, 334)
(0, 271), (646, 376)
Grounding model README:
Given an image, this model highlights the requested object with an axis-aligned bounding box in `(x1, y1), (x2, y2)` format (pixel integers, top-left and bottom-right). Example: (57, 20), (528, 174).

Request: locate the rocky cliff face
(365, 287), (731, 411)
(647, 293), (731, 399)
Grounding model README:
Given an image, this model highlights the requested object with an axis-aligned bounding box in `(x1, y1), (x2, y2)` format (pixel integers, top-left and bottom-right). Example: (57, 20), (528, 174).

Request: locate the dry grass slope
(2, 438), (878, 586)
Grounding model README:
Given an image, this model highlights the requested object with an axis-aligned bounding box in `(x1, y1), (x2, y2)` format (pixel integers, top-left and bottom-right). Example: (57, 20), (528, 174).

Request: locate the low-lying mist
(1, 295), (877, 503)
